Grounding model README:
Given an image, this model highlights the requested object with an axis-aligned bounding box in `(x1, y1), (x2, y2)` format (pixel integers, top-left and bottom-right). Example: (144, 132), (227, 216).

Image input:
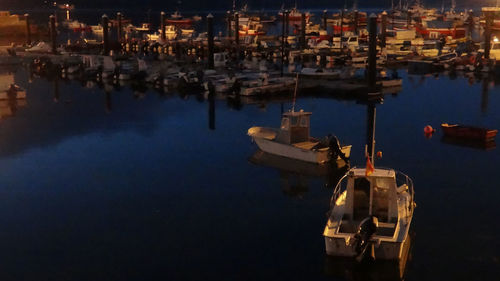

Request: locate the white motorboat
(248, 110), (351, 164)
(91, 24), (103, 35)
(323, 167), (415, 261)
(25, 42), (52, 53)
(239, 74), (296, 96)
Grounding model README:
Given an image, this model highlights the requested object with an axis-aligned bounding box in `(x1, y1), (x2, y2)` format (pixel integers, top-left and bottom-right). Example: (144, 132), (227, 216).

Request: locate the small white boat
(323, 167), (415, 261)
(248, 110), (351, 164)
(90, 24), (103, 35)
(239, 74), (296, 96)
(380, 78), (403, 88)
(25, 42), (53, 53)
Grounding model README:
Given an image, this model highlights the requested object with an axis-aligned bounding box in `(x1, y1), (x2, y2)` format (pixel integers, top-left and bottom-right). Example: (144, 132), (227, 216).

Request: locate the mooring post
(466, 11), (473, 40)
(323, 10), (327, 30)
(407, 11), (412, 29)
(207, 14), (214, 69)
(226, 11), (232, 42)
(102, 14), (109, 55)
(340, 9), (345, 38)
(368, 13), (377, 91)
(485, 10), (493, 60)
(117, 12), (122, 42)
(381, 11), (387, 48)
(285, 10), (289, 35)
(366, 103), (376, 164)
(49, 15), (57, 54)
(160, 11), (166, 41)
(234, 12), (239, 45)
(25, 13), (31, 46)
(354, 10), (359, 35)
(281, 10), (286, 77)
(301, 13), (306, 50)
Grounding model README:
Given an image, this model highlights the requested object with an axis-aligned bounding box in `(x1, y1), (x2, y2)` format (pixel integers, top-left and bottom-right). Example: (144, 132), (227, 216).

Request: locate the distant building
(0, 11), (29, 37)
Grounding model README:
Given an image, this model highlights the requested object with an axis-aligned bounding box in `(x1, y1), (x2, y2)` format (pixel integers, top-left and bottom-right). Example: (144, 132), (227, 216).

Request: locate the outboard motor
(353, 216), (378, 261)
(328, 135), (349, 162)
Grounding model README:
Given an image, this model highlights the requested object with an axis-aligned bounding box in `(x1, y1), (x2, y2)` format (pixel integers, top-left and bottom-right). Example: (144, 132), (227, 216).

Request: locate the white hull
(325, 234), (409, 260)
(323, 168), (415, 261)
(381, 78), (403, 88)
(254, 137), (351, 164)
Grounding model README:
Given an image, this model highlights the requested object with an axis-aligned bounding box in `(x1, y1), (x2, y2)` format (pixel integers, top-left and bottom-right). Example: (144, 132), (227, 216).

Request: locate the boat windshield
(281, 117), (289, 130)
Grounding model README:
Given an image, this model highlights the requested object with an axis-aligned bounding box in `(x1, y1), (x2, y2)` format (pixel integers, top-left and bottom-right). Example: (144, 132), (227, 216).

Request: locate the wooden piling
(484, 10), (493, 60)
(102, 14), (109, 55)
(354, 10), (359, 35)
(323, 10), (327, 30)
(366, 104), (376, 163)
(234, 12), (239, 45)
(381, 11), (387, 48)
(340, 9), (344, 38)
(161, 11), (166, 41)
(368, 14), (377, 91)
(301, 13), (306, 50)
(49, 15), (57, 54)
(226, 11), (232, 41)
(25, 13), (31, 46)
(285, 10), (289, 36)
(207, 14), (214, 69)
(117, 12), (122, 42)
(407, 11), (412, 29)
(281, 10), (286, 77)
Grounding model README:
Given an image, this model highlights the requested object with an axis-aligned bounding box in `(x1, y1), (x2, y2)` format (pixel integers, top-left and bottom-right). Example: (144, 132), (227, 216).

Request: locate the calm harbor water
(0, 65), (500, 280)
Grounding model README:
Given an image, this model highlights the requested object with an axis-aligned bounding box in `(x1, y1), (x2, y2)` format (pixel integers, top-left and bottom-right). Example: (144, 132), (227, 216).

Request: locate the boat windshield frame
(330, 167), (415, 217)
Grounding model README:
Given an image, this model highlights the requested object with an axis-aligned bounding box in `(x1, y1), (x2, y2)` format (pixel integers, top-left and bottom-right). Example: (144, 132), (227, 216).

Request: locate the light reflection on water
(0, 65), (499, 280)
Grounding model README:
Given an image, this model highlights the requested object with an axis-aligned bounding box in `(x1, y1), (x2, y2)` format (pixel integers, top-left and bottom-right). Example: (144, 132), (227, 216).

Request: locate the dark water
(0, 65), (500, 281)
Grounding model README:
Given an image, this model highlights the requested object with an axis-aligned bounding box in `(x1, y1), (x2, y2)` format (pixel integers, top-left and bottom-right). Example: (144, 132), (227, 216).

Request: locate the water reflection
(249, 150), (349, 198)
(441, 136), (496, 150)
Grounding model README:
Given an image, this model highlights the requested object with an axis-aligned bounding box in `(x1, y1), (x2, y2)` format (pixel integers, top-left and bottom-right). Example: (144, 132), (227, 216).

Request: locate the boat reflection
(441, 136), (496, 150)
(0, 71), (27, 119)
(249, 150), (349, 197)
(324, 232), (414, 281)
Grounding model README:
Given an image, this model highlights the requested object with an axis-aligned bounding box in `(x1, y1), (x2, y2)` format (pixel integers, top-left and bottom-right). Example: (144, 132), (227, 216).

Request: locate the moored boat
(248, 110), (351, 164)
(441, 123), (498, 141)
(323, 167), (415, 261)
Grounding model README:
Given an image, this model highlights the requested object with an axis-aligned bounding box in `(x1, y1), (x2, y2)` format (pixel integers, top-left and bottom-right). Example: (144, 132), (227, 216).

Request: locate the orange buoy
(424, 125), (435, 134)
(376, 151), (383, 158)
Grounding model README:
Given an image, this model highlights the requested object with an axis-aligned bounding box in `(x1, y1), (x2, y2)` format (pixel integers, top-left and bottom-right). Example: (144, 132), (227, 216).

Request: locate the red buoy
(424, 125), (435, 134)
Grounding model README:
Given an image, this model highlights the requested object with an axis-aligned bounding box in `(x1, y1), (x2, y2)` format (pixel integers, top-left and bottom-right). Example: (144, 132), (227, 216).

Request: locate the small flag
(366, 156), (374, 176)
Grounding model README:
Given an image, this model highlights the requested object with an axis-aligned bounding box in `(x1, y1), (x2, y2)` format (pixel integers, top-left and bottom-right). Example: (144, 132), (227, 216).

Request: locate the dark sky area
(0, 0), (495, 12)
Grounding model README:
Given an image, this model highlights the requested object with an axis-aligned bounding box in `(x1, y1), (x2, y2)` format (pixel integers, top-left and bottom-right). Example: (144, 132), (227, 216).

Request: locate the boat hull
(441, 124), (498, 141)
(325, 236), (408, 260)
(253, 137), (350, 164)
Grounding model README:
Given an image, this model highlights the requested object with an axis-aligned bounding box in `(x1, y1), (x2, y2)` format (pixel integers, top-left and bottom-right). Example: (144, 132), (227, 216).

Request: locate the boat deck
(292, 141), (320, 150)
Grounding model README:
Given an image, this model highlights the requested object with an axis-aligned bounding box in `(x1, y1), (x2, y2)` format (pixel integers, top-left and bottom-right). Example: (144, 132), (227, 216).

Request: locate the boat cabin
(276, 110), (311, 145)
(334, 168), (413, 237)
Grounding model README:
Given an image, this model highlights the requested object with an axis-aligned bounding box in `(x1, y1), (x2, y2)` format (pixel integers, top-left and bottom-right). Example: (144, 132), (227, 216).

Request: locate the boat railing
(330, 174), (349, 209)
(395, 170), (415, 219)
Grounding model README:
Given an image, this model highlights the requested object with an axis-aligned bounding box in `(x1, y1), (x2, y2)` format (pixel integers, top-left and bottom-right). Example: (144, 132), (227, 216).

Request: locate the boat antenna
(292, 72), (299, 113)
